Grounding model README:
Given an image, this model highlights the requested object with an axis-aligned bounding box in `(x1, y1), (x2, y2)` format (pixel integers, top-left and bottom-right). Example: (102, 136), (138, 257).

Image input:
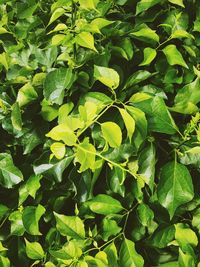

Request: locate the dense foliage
(1, 0), (200, 266)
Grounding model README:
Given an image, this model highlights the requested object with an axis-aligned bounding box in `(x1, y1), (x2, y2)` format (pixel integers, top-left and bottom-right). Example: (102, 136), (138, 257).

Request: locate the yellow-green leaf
(101, 122), (122, 147)
(50, 142), (66, 159)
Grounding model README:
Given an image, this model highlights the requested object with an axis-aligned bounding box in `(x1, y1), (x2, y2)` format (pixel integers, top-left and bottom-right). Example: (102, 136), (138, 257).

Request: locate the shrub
(0, 0), (200, 266)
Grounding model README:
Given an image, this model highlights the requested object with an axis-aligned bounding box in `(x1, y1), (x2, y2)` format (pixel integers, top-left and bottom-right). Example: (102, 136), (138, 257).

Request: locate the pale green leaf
(162, 44), (188, 68)
(76, 32), (97, 52)
(75, 138), (96, 172)
(168, 0), (185, 7)
(119, 108), (135, 141)
(101, 122), (122, 147)
(50, 142), (66, 159)
(46, 124), (77, 146)
(130, 24), (159, 43)
(136, 0), (160, 15)
(25, 239), (45, 260)
(48, 8), (65, 26)
(94, 65), (120, 90)
(139, 48), (157, 66)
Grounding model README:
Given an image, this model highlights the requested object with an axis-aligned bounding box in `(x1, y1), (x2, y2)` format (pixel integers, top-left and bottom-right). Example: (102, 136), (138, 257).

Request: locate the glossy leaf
(0, 153), (23, 189)
(87, 194), (124, 215)
(54, 212), (85, 239)
(119, 238), (144, 267)
(157, 161), (194, 219)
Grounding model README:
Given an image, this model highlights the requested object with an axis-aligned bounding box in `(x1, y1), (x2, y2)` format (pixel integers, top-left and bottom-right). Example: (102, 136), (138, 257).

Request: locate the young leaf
(119, 108), (135, 141)
(136, 0), (160, 15)
(157, 161), (194, 219)
(46, 124), (77, 146)
(25, 239), (45, 260)
(87, 194), (124, 215)
(101, 122), (122, 147)
(50, 142), (66, 159)
(75, 32), (97, 52)
(139, 48), (157, 66)
(75, 138), (96, 172)
(119, 238), (144, 267)
(162, 44), (188, 68)
(54, 212), (85, 239)
(94, 65), (120, 90)
(168, 0), (185, 7)
(130, 24), (159, 43)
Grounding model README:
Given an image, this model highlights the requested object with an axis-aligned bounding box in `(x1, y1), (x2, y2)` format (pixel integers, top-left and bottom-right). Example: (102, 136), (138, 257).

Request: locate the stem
(75, 143), (138, 179)
(77, 102), (114, 137)
(156, 36), (172, 50)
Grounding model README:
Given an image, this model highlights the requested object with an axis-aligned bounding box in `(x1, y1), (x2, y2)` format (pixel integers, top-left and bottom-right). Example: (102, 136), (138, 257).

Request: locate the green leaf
(130, 24), (159, 43)
(119, 238), (144, 267)
(0, 153), (23, 188)
(126, 106), (147, 149)
(44, 68), (75, 105)
(138, 142), (156, 191)
(87, 194), (124, 215)
(9, 210), (25, 236)
(101, 218), (121, 241)
(104, 243), (118, 267)
(168, 0), (185, 7)
(22, 204), (45, 235)
(46, 124), (77, 146)
(50, 241), (82, 260)
(48, 8), (66, 26)
(157, 161), (194, 219)
(139, 48), (157, 66)
(172, 77), (200, 114)
(50, 142), (66, 159)
(54, 212), (85, 239)
(162, 44), (188, 68)
(136, 0), (160, 15)
(0, 256), (10, 267)
(148, 225), (175, 248)
(94, 65), (120, 90)
(101, 122), (122, 148)
(75, 32), (97, 52)
(19, 175), (42, 206)
(175, 223), (198, 248)
(124, 70), (152, 90)
(79, 0), (97, 9)
(119, 108), (135, 141)
(17, 83), (38, 107)
(25, 239), (45, 260)
(171, 29), (194, 39)
(75, 138), (96, 172)
(137, 203), (154, 227)
(11, 102), (22, 131)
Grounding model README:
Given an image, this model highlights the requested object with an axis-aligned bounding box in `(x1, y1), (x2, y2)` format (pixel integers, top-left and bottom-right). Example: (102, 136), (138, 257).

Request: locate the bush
(0, 0), (200, 266)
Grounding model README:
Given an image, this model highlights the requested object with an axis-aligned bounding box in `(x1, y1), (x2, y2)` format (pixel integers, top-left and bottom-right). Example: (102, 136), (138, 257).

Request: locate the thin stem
(77, 102), (114, 137)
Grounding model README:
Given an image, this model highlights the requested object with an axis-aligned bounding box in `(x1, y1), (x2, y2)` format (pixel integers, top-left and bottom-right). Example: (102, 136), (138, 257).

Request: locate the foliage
(0, 0), (200, 266)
